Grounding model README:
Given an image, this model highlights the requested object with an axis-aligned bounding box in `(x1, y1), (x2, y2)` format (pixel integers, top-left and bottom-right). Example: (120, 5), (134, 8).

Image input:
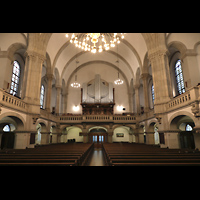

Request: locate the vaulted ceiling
(46, 33), (148, 87)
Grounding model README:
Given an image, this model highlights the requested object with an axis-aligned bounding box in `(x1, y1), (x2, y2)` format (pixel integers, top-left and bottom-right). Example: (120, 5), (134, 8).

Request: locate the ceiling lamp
(114, 71), (124, 85)
(114, 44), (123, 85)
(65, 33), (125, 53)
(71, 60), (81, 88)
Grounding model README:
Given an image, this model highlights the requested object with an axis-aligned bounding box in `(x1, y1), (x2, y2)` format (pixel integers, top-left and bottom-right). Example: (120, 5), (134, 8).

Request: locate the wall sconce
(117, 105), (124, 111)
(73, 105), (79, 111)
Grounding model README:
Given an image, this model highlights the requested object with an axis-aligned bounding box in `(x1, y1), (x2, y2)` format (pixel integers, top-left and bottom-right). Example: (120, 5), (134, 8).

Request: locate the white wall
(113, 126), (130, 142)
(67, 63), (130, 114)
(66, 127), (83, 142)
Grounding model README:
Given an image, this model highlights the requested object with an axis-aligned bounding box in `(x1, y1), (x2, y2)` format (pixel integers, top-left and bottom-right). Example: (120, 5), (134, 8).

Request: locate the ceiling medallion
(65, 33), (125, 53)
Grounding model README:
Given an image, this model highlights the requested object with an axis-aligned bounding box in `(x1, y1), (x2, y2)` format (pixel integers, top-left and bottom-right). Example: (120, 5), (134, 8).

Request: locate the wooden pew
(0, 143), (94, 166)
(102, 143), (200, 166)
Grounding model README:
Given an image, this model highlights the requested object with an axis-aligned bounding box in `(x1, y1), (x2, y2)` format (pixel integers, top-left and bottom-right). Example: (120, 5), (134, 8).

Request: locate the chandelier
(71, 75), (81, 88)
(114, 45), (123, 85)
(114, 71), (124, 85)
(65, 33), (125, 53)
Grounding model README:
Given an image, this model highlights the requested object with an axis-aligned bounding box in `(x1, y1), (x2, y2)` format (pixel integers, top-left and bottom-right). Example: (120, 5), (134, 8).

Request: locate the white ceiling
(46, 33), (148, 86)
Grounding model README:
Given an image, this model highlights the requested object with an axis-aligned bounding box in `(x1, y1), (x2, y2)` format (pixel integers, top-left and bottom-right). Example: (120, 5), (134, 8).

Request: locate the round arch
(168, 111), (197, 129)
(0, 112), (25, 130)
(66, 60), (130, 91)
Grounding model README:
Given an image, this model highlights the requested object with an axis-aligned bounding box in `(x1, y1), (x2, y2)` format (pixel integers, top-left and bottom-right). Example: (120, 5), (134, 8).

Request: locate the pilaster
(134, 83), (141, 115)
(45, 73), (54, 112)
(148, 49), (172, 115)
(23, 50), (46, 114)
(140, 73), (151, 113)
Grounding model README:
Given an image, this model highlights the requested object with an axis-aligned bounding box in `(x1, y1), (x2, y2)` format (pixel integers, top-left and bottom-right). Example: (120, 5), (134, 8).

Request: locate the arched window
(151, 84), (155, 104)
(40, 85), (45, 109)
(175, 59), (185, 95)
(186, 124), (192, 131)
(10, 60), (20, 96)
(3, 125), (10, 132)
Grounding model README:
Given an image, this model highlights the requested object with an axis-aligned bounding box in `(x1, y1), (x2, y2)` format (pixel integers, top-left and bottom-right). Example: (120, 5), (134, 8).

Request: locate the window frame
(40, 84), (45, 109)
(151, 84), (155, 104)
(10, 60), (21, 96)
(174, 59), (185, 95)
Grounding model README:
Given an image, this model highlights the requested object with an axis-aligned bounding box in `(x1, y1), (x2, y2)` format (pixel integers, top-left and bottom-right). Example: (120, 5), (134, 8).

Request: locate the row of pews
(0, 143), (94, 166)
(102, 143), (200, 166)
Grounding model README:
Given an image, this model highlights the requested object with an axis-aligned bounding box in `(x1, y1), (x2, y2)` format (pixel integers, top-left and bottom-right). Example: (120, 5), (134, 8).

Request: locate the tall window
(151, 84), (155, 104)
(10, 60), (20, 96)
(40, 85), (45, 109)
(175, 59), (185, 95)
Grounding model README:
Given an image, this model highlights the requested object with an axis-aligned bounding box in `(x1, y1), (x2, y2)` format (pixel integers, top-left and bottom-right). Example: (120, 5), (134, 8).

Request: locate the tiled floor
(87, 148), (105, 166)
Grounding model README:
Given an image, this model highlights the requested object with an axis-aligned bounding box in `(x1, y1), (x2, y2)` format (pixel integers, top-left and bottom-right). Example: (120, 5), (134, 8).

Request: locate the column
(141, 73), (150, 113)
(148, 49), (172, 114)
(146, 132), (155, 144)
(55, 85), (62, 114)
(82, 132), (88, 143)
(62, 91), (68, 113)
(134, 84), (141, 115)
(45, 73), (54, 112)
(0, 52), (12, 92)
(181, 50), (199, 88)
(108, 132), (113, 143)
(164, 132), (180, 149)
(23, 50), (45, 113)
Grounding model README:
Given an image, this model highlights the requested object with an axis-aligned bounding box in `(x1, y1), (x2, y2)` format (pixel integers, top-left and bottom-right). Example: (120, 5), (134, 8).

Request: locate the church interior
(1, 33), (200, 166)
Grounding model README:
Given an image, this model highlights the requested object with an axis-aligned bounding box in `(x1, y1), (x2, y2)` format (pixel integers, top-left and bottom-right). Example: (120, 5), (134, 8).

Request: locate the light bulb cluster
(65, 33), (125, 53)
(114, 78), (124, 85)
(71, 82), (81, 88)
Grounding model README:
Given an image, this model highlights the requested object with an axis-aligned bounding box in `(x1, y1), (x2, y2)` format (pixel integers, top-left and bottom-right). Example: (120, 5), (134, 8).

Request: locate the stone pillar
(45, 74), (54, 112)
(141, 73), (150, 113)
(148, 49), (173, 114)
(108, 132), (113, 143)
(83, 132), (88, 143)
(55, 85), (62, 114)
(134, 84), (141, 115)
(146, 132), (155, 145)
(129, 90), (134, 113)
(181, 50), (199, 88)
(23, 51), (45, 114)
(0, 52), (12, 92)
(14, 132), (31, 149)
(40, 132), (50, 145)
(63, 91), (68, 113)
(164, 132), (180, 149)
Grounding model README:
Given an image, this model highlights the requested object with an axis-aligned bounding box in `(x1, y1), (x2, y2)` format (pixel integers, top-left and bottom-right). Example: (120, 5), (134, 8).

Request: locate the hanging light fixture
(71, 60), (81, 88)
(65, 33), (125, 53)
(114, 44), (123, 85)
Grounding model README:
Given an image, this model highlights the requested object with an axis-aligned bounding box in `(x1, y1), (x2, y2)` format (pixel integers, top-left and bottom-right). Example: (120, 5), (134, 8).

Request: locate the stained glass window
(175, 60), (185, 95)
(10, 60), (20, 96)
(152, 84), (155, 104)
(40, 85), (45, 108)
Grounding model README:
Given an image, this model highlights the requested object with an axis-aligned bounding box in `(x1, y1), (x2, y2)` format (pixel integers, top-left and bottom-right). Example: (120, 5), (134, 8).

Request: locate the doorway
(180, 131), (195, 149)
(91, 133), (107, 148)
(89, 127), (108, 148)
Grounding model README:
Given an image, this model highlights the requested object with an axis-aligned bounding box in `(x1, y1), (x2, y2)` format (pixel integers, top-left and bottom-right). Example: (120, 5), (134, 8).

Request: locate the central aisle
(87, 148), (105, 166)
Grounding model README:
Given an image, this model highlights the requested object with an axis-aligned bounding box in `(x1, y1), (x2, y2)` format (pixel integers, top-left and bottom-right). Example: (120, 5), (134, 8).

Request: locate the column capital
(148, 49), (169, 61)
(133, 83), (140, 90)
(24, 50), (46, 63)
(55, 84), (62, 89)
(46, 73), (54, 81)
(140, 73), (151, 80)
